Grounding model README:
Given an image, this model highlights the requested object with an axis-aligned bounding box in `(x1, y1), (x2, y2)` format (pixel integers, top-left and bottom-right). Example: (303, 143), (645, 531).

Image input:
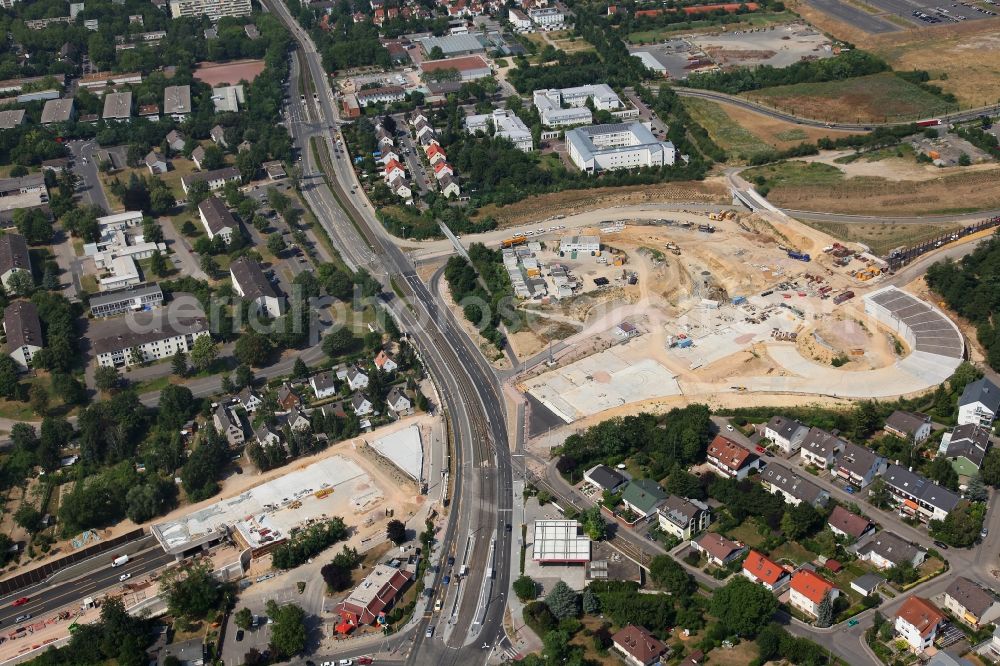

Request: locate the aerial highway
(263, 1), (515, 663)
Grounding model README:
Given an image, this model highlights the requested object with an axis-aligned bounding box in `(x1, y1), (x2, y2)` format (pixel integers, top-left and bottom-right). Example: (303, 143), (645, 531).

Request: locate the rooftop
(585, 464), (625, 491)
(960, 377), (1000, 412)
(40, 98), (74, 124)
(945, 576), (997, 617)
(612, 625), (667, 664)
(91, 311), (208, 356)
(230, 257), (278, 301)
(532, 519), (591, 562)
(163, 84), (191, 115)
(801, 426), (847, 458)
(896, 596), (944, 637)
(885, 410), (930, 436)
(883, 464), (960, 513)
(0, 233), (30, 277)
(419, 55), (490, 73)
(198, 196), (237, 235)
(3, 300), (42, 350)
(743, 549), (786, 586)
(827, 505), (873, 539)
(0, 109), (25, 129)
(693, 532), (744, 562)
(790, 569), (834, 605)
(707, 434), (755, 471)
(761, 465), (827, 505)
(858, 531), (923, 565)
(102, 91), (132, 119)
(370, 424), (422, 482)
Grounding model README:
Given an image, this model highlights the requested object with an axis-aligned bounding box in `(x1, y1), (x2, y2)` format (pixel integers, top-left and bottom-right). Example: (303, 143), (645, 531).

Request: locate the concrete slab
(371, 424), (423, 482)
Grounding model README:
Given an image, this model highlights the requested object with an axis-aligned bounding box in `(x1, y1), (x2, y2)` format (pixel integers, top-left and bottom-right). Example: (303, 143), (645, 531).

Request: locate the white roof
(532, 519), (591, 562)
(371, 424), (423, 482)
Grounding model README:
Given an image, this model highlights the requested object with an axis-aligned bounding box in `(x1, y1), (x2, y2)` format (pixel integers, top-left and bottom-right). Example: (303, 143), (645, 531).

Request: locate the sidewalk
(499, 479), (542, 660)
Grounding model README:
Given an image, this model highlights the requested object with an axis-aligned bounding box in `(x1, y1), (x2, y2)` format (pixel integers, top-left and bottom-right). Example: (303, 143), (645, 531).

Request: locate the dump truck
(833, 290), (855, 305)
(787, 251), (811, 262)
(501, 235), (526, 248)
(697, 223), (716, 233)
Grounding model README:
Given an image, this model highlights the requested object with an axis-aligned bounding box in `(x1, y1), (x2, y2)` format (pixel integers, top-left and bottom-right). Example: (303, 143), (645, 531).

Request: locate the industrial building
(566, 122), (676, 172)
(418, 33), (486, 58)
(419, 55), (492, 82)
(464, 109), (533, 151)
(531, 519), (591, 563)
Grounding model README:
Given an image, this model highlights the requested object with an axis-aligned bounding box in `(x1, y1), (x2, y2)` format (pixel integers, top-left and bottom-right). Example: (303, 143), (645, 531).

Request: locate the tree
(189, 336), (218, 372)
(0, 356), (19, 399)
(513, 575), (537, 601)
(235, 608), (254, 631)
(983, 449), (1000, 487)
(320, 561), (353, 592)
(966, 476), (989, 503)
(95, 366), (122, 393)
(181, 220), (197, 236)
(386, 519), (406, 545)
(867, 477), (891, 508)
(7, 269), (34, 296)
(545, 581), (579, 620)
(14, 505), (43, 533)
(926, 456), (959, 491)
(150, 250), (169, 277)
(649, 555), (695, 597)
(266, 600), (307, 659)
(582, 587), (600, 614)
(234, 330), (273, 367)
(816, 592), (833, 628)
(580, 505), (606, 541)
(161, 560), (222, 620)
(267, 233), (287, 255)
(780, 502), (823, 540)
(171, 350), (188, 377)
(28, 383), (49, 416)
(292, 358), (309, 379)
(14, 208), (53, 245)
(710, 576), (778, 637)
(959, 152), (972, 166)
(125, 478), (176, 523)
(322, 327), (358, 358)
(930, 500), (985, 547)
(42, 264), (59, 290)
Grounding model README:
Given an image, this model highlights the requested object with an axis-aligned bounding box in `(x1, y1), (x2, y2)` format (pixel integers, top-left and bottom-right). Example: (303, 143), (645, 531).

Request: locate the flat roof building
(211, 84), (244, 113)
(419, 55), (492, 82)
(419, 33), (485, 57)
(40, 98), (75, 125)
(91, 311), (209, 368)
(102, 91), (132, 122)
(533, 84), (622, 127)
(169, 0), (251, 19)
(464, 109), (533, 151)
(163, 85), (191, 120)
(336, 564), (413, 626)
(89, 283), (164, 318)
(532, 519), (591, 563)
(566, 122), (676, 173)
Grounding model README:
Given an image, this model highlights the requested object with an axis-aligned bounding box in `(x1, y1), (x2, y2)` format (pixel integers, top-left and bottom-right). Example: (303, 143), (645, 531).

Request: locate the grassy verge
(627, 11), (797, 42)
(681, 97), (773, 162)
(806, 220), (963, 255)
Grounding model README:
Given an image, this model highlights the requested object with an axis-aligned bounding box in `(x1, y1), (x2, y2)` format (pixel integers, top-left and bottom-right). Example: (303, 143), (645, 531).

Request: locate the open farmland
(682, 97), (862, 162)
(745, 160), (1000, 215)
(742, 72), (957, 123)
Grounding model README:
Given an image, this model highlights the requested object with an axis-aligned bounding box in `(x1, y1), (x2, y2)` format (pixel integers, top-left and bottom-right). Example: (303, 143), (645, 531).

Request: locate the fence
(884, 216), (1000, 269)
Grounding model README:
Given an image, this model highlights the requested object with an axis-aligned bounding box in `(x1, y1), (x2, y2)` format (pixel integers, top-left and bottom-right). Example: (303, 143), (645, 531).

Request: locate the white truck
(111, 555), (129, 568)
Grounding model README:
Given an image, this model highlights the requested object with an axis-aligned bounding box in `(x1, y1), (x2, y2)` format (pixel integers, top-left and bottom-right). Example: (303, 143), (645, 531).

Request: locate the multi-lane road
(261, 1), (515, 663)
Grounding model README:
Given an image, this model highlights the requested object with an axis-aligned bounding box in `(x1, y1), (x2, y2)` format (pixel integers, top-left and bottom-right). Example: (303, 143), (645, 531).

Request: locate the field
(789, 0), (1000, 109)
(745, 159), (1000, 215)
(193, 59), (266, 86)
(742, 72), (957, 123)
(808, 220), (963, 255)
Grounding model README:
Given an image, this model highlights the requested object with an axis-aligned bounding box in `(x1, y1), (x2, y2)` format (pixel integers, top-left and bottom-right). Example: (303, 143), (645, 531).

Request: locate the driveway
(49, 229), (83, 302)
(159, 216), (209, 281)
(66, 140), (112, 213)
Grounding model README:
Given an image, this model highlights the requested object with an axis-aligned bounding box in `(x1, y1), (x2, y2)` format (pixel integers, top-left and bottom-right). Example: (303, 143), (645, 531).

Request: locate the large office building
(532, 84), (622, 127)
(566, 122), (676, 173)
(169, 0), (251, 19)
(464, 109), (533, 151)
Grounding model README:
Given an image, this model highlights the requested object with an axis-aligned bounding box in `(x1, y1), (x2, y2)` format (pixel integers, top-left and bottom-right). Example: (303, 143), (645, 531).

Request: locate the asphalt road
(0, 547), (173, 630)
(801, 0), (901, 33)
(261, 3), (514, 664)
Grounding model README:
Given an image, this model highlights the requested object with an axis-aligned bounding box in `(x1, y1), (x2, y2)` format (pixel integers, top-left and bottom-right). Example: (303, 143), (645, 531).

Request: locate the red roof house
(706, 434), (760, 479)
(335, 564), (413, 627)
(742, 550), (789, 591)
(789, 570), (838, 618)
(612, 625), (669, 666)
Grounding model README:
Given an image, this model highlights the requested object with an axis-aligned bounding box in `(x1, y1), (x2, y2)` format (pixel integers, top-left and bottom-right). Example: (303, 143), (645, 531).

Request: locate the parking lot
(809, 0), (997, 31)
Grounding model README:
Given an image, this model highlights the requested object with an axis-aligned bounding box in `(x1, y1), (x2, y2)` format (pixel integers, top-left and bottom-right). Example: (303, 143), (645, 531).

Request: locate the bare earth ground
(803, 149), (999, 182)
(473, 180), (730, 227)
(790, 0), (1000, 108)
(193, 59), (267, 86)
(763, 167), (1000, 215)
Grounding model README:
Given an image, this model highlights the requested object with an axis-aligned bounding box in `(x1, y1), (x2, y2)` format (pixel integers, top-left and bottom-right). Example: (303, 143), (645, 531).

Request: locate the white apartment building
(529, 6), (565, 26)
(4, 300), (42, 372)
(464, 109), (533, 151)
(508, 7), (532, 29)
(566, 122), (676, 173)
(230, 257), (285, 318)
(169, 0), (251, 19)
(93, 314), (210, 368)
(958, 378), (1000, 428)
(532, 84), (622, 127)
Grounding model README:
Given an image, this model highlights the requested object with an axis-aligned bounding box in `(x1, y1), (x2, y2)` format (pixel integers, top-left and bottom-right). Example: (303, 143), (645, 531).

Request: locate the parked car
(981, 527), (989, 539)
(933, 540), (950, 550)
(843, 486), (855, 494)
(236, 629), (244, 642)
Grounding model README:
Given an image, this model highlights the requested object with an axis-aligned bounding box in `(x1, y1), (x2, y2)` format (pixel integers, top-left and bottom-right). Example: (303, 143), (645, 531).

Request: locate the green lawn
(742, 160), (846, 189)
(744, 72), (957, 123)
(682, 97), (773, 162)
(770, 541), (815, 566)
(724, 519), (768, 549)
(626, 12), (798, 42)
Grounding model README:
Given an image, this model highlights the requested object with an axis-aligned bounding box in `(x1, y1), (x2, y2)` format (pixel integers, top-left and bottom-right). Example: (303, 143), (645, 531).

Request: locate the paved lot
(159, 215), (210, 281)
(801, 0), (902, 32)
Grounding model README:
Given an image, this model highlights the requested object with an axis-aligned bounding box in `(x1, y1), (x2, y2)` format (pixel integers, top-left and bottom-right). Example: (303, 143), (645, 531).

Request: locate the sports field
(194, 59), (266, 86)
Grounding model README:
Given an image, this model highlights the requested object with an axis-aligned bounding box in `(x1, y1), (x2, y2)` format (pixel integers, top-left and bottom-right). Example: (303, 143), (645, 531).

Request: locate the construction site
(504, 205), (964, 423)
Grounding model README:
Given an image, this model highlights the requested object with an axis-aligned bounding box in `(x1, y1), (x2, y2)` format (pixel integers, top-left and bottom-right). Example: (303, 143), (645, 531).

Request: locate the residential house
(138, 104), (159, 122)
(438, 174), (460, 198)
(254, 422), (282, 448)
(283, 407), (311, 432)
(102, 91), (132, 122)
(763, 415), (809, 454)
(760, 466), (829, 507)
(346, 367), (369, 391)
(40, 98), (75, 125)
(386, 387), (411, 415)
(213, 404), (245, 446)
(191, 145), (207, 169)
(706, 434), (761, 480)
(656, 495), (710, 540)
(389, 175), (411, 200)
(0, 233), (32, 292)
(958, 377), (1000, 427)
(895, 596), (945, 652)
(619, 479), (666, 519)
(583, 464), (626, 493)
(943, 576), (1000, 629)
(230, 257), (285, 318)
(885, 410), (932, 443)
(163, 85), (191, 121)
(263, 161), (285, 180)
(742, 550), (789, 591)
(882, 464), (960, 523)
(235, 387), (262, 412)
(799, 427), (847, 469)
(352, 393), (373, 416)
(374, 350), (398, 372)
(691, 532), (746, 567)
(857, 532), (926, 570)
(309, 371), (338, 399)
(3, 300), (43, 372)
(0, 109), (26, 130)
(788, 570), (838, 619)
(145, 150), (169, 175)
(276, 383), (301, 411)
(180, 167), (240, 193)
(941, 424), (991, 477)
(426, 143), (447, 165)
(92, 313), (209, 368)
(166, 129), (186, 152)
(611, 625), (669, 666)
(197, 196), (237, 244)
(834, 441), (886, 488)
(433, 161), (453, 180)
(827, 505), (875, 541)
